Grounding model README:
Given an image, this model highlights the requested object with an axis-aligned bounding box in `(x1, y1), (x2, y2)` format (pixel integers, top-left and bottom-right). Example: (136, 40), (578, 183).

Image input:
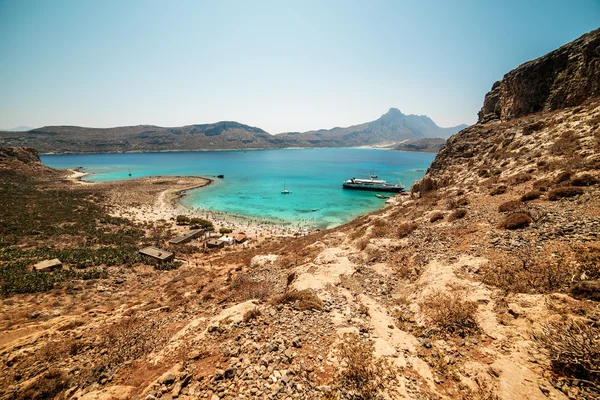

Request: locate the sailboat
(128, 169), (132, 177)
(281, 182), (291, 194)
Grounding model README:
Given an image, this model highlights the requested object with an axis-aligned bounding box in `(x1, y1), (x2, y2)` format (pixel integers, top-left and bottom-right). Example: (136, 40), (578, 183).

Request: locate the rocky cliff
(478, 28), (600, 123)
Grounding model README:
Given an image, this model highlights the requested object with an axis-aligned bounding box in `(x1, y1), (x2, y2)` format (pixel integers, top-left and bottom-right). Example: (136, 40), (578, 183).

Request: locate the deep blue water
(41, 148), (434, 228)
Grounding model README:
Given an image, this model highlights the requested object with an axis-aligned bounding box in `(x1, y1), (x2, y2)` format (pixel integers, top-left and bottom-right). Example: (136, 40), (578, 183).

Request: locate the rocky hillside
(0, 110), (466, 153)
(394, 138), (446, 153)
(478, 28), (600, 123)
(1, 30), (600, 400)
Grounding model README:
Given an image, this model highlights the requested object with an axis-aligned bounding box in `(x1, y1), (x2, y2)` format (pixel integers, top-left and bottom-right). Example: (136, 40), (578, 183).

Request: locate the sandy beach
(68, 170), (315, 241)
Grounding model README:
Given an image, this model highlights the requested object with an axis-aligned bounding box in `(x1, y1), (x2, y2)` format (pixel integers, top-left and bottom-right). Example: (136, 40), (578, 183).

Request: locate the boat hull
(342, 182), (404, 193)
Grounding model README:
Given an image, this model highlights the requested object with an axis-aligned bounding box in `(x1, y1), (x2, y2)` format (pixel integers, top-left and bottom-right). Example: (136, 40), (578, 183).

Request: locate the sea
(41, 148), (434, 229)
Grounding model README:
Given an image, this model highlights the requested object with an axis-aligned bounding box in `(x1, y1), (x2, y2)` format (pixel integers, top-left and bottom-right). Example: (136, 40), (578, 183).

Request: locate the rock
(159, 371), (177, 386)
(208, 322), (220, 333)
(421, 339), (432, 349)
(224, 367), (235, 379)
(539, 384), (550, 396)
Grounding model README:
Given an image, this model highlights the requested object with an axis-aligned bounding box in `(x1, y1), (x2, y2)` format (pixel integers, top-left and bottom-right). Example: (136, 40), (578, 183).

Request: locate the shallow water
(41, 148), (434, 228)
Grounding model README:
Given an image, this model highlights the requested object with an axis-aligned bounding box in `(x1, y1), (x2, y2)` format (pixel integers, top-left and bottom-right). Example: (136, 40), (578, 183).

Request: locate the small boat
(375, 194), (391, 199)
(217, 174), (224, 179)
(128, 169), (132, 177)
(281, 182), (291, 194)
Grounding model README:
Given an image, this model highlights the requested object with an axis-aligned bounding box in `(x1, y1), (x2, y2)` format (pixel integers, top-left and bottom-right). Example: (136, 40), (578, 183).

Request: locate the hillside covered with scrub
(0, 28), (600, 400)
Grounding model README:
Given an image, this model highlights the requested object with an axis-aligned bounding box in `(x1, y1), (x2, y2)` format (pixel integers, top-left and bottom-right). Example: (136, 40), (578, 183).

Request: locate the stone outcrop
(0, 146), (42, 166)
(478, 28), (600, 123)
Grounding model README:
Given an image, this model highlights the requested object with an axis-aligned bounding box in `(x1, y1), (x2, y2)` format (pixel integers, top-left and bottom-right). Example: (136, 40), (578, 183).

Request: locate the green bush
(176, 215), (190, 225)
(219, 227), (233, 234)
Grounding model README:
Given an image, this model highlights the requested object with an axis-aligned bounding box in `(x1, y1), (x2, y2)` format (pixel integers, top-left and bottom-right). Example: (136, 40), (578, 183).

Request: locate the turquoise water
(41, 148), (434, 228)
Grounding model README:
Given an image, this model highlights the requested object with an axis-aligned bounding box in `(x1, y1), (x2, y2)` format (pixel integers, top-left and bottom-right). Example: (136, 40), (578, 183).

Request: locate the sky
(0, 1), (599, 133)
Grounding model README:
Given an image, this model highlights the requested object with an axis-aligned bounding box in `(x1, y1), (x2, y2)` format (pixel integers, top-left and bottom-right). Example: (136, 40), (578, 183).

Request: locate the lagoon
(41, 148), (434, 229)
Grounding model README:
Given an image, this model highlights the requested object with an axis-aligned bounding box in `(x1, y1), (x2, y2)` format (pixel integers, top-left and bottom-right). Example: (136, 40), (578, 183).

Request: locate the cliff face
(0, 147), (42, 166)
(478, 28), (600, 123)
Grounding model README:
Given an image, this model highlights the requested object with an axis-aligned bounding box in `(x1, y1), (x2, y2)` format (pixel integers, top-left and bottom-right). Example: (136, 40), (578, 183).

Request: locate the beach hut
(139, 246), (174, 262)
(234, 234), (247, 244)
(206, 239), (224, 249)
(168, 229), (204, 245)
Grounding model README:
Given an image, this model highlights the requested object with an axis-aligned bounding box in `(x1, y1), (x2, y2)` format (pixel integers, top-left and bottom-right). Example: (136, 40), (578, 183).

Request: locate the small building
(139, 246), (174, 262)
(206, 239), (225, 249)
(218, 235), (234, 246)
(168, 229), (204, 245)
(33, 259), (62, 272)
(234, 234), (247, 244)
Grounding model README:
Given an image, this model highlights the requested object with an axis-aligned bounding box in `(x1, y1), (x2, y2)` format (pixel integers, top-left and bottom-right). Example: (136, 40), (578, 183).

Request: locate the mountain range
(0, 109), (466, 153)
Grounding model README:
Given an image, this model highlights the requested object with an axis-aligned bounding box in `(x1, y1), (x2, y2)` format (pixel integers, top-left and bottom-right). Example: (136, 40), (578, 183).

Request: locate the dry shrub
(371, 221), (393, 238)
(548, 186), (584, 200)
(396, 222), (417, 238)
(480, 251), (574, 294)
(535, 319), (600, 392)
(230, 274), (271, 301)
(419, 291), (479, 337)
(497, 200), (523, 213)
(446, 197), (468, 209)
(448, 208), (467, 222)
(429, 211), (444, 223)
(500, 212), (532, 230)
(523, 121), (544, 135)
(356, 235), (371, 251)
(272, 289), (323, 311)
(521, 190), (542, 201)
(532, 179), (550, 192)
(489, 185), (507, 196)
(509, 173), (532, 185)
(571, 173), (598, 186)
(324, 333), (397, 400)
(243, 307), (261, 322)
(551, 130), (579, 155)
(554, 170), (572, 184)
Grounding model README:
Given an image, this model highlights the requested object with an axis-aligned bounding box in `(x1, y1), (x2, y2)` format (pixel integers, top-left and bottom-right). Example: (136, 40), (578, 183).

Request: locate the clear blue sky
(0, 0), (598, 133)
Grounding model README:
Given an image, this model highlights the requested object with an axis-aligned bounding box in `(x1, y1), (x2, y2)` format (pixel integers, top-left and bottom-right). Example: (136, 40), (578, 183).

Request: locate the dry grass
(500, 212), (533, 230)
(448, 208), (467, 222)
(324, 333), (397, 400)
(497, 200), (524, 213)
(419, 290), (479, 337)
(548, 186), (584, 200)
(429, 211), (444, 223)
(489, 185), (507, 196)
(571, 173), (598, 186)
(242, 307), (261, 322)
(535, 319), (600, 393)
(480, 250), (574, 294)
(271, 289), (323, 311)
(396, 222), (417, 238)
(230, 273), (271, 301)
(521, 190), (542, 201)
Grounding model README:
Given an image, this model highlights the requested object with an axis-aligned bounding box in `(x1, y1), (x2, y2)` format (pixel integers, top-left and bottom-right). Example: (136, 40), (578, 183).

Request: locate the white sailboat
(281, 182), (291, 194)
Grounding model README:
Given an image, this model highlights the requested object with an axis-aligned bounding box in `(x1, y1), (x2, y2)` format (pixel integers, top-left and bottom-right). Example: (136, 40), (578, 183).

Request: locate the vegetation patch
(500, 212), (532, 230)
(324, 333), (397, 400)
(548, 186), (584, 200)
(419, 290), (479, 337)
(448, 208), (467, 221)
(272, 289), (323, 311)
(498, 200), (524, 212)
(521, 190), (542, 201)
(535, 319), (600, 394)
(429, 211), (444, 223)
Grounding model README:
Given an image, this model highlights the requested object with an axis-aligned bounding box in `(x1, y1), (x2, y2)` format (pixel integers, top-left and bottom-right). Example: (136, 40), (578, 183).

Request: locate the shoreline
(67, 169), (316, 239)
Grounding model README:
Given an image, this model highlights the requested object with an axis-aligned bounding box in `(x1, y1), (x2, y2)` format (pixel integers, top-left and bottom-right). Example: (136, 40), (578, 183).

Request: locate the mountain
(0, 121), (275, 153)
(274, 108), (467, 148)
(0, 111), (466, 153)
(0, 126), (34, 132)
